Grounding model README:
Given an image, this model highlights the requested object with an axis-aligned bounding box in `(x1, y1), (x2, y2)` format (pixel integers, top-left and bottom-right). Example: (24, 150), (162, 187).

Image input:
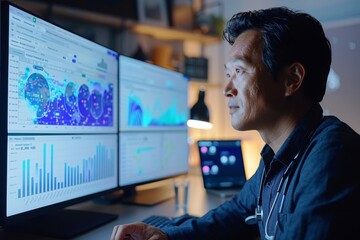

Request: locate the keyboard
(141, 215), (175, 228)
(142, 214), (198, 228)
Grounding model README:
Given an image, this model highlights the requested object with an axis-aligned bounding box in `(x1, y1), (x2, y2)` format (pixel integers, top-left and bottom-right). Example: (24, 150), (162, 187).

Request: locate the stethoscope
(245, 155), (297, 240)
(245, 122), (320, 240)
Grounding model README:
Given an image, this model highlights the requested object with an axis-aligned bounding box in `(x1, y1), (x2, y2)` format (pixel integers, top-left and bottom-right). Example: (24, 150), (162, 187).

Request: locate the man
(111, 7), (360, 240)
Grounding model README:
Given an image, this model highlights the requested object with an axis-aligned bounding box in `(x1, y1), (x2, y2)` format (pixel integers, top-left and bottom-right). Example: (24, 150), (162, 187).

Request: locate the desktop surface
(0, 170), (228, 240)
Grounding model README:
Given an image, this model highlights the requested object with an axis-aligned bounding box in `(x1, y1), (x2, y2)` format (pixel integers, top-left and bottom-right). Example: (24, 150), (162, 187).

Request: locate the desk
(0, 172), (230, 240)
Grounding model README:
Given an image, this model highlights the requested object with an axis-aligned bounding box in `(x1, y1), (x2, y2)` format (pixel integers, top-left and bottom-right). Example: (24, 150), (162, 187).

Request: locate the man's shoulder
(300, 115), (359, 176)
(306, 115), (360, 160)
(317, 115), (359, 141)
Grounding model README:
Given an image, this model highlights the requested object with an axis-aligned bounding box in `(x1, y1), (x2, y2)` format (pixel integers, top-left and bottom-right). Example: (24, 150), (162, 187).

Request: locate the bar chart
(18, 143), (114, 198)
(6, 134), (118, 216)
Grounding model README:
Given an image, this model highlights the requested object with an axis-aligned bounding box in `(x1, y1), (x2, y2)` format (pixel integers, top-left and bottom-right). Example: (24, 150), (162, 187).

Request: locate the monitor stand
(121, 184), (175, 206)
(4, 209), (118, 239)
(96, 182), (175, 206)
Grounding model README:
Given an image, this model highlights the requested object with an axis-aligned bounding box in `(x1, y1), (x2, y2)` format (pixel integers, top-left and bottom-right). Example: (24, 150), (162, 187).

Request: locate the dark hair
(223, 7), (331, 102)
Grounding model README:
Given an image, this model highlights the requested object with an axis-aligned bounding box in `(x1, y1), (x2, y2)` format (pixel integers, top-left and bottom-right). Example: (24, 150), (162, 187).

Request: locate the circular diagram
(24, 73), (50, 118)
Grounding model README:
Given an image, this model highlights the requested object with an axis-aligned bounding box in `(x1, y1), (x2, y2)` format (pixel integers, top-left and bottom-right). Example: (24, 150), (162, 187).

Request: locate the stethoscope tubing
(250, 118), (321, 238)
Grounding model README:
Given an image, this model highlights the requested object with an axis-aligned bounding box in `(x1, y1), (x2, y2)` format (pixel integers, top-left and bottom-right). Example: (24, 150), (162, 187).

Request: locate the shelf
(130, 24), (220, 44)
(189, 81), (223, 89)
(12, 0), (220, 45)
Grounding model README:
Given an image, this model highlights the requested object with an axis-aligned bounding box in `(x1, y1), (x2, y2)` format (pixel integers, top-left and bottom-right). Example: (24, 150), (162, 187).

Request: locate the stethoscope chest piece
(245, 205), (263, 224)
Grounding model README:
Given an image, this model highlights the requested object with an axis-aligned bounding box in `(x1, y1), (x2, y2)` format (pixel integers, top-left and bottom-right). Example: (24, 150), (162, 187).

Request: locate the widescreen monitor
(0, 2), (119, 238)
(118, 55), (189, 205)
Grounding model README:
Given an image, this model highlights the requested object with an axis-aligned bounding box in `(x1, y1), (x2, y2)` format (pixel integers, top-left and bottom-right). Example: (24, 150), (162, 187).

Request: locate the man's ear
(284, 63), (305, 97)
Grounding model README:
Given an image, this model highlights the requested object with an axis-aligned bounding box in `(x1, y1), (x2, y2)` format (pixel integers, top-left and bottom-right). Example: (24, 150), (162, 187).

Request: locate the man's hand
(111, 222), (170, 240)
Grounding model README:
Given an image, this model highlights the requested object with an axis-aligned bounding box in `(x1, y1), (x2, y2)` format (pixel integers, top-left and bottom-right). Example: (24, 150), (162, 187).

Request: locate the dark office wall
(322, 19), (360, 134)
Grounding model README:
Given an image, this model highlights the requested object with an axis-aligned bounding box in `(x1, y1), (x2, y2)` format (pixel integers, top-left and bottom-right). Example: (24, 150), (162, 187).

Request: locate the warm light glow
(187, 119), (213, 130)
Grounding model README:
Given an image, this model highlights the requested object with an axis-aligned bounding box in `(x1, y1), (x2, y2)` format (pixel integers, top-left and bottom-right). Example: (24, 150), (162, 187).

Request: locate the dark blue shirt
(162, 104), (360, 239)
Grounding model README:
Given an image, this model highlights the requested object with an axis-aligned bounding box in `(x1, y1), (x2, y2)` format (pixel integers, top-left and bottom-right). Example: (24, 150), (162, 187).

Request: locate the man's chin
(232, 122), (244, 131)
(232, 121), (251, 132)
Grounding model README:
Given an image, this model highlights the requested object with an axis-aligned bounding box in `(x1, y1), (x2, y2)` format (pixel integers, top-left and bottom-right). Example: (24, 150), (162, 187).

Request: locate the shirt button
(266, 181), (272, 187)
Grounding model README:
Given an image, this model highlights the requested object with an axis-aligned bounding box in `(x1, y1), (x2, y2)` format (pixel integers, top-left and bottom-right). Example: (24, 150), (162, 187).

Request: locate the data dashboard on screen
(1, 1), (119, 226)
(6, 134), (117, 217)
(119, 55), (189, 187)
(7, 5), (118, 134)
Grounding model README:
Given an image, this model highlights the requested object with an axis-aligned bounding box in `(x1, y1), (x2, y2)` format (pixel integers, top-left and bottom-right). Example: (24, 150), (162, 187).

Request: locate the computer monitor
(0, 2), (119, 238)
(118, 55), (189, 205)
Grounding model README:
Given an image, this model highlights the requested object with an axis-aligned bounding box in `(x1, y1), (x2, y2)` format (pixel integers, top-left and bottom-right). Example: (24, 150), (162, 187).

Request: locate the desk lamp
(187, 88), (213, 130)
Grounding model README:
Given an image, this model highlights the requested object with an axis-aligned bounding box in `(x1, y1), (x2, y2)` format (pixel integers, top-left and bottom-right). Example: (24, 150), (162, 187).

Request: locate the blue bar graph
(18, 143), (115, 198)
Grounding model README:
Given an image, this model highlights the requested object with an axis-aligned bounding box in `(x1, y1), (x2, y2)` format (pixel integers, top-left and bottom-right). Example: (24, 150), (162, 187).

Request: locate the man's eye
(236, 68), (243, 74)
(226, 73), (231, 78)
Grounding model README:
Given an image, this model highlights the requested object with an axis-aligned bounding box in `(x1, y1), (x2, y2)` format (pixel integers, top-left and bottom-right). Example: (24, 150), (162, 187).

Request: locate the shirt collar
(260, 103), (323, 172)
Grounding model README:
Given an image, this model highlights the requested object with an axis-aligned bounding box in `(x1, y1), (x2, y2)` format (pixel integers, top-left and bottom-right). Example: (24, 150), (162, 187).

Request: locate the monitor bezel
(0, 1), (119, 226)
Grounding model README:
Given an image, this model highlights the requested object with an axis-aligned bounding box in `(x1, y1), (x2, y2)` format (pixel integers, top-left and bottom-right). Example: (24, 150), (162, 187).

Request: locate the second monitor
(118, 55), (189, 205)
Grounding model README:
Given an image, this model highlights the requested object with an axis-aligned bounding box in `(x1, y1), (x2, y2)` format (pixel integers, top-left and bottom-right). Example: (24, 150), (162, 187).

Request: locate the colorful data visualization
(127, 92), (187, 127)
(7, 135), (117, 216)
(16, 66), (114, 127)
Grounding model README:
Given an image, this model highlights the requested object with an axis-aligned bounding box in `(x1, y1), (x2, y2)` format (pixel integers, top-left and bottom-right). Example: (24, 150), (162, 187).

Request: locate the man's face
(224, 30), (285, 132)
